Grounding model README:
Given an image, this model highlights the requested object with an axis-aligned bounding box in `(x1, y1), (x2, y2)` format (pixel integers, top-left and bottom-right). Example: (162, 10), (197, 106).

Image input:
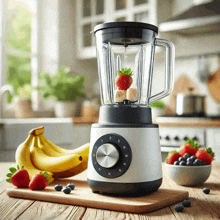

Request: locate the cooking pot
(175, 89), (206, 116)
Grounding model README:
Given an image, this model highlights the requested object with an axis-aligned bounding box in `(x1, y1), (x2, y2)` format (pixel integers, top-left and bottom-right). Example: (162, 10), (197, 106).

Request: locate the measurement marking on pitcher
(125, 154), (128, 157)
(123, 146), (126, 149)
(123, 163), (126, 166)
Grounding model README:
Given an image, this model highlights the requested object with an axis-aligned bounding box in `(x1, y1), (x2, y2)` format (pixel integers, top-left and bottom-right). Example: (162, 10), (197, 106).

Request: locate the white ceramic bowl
(165, 163), (212, 186)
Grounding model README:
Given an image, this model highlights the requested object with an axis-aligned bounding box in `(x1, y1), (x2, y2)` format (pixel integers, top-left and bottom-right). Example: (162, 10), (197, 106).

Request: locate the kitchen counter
(158, 121), (220, 127)
(1, 162), (220, 219)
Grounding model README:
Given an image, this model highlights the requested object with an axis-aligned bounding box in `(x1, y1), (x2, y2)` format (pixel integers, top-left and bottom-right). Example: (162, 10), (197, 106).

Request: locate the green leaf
(6, 173), (12, 177)
(9, 167), (17, 174)
(186, 139), (201, 149)
(6, 179), (11, 183)
(17, 165), (20, 170)
(117, 68), (133, 76)
(21, 165), (24, 169)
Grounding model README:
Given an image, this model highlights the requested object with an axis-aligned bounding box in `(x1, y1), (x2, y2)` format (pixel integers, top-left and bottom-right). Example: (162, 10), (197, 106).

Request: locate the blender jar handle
(148, 38), (175, 104)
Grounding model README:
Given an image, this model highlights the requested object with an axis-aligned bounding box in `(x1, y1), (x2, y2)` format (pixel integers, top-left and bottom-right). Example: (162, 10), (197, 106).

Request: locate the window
(0, 0), (40, 111)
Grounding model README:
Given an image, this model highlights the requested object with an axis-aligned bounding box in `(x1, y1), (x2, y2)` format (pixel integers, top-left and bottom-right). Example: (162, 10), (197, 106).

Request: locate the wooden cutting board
(6, 178), (189, 214)
(208, 56), (220, 103)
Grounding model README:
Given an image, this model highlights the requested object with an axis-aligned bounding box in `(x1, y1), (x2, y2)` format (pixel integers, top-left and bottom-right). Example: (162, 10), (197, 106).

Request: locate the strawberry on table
(195, 148), (215, 165)
(179, 139), (201, 157)
(165, 151), (180, 164)
(6, 165), (30, 188)
(115, 68), (133, 91)
(29, 171), (50, 190)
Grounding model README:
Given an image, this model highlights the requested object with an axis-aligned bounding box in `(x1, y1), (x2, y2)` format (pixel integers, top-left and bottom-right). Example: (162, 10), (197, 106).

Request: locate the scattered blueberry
(183, 153), (191, 158)
(63, 187), (72, 194)
(202, 161), (208, 165)
(203, 188), (210, 194)
(67, 183), (75, 190)
(179, 161), (186, 166)
(182, 199), (191, 207)
(54, 184), (63, 191)
(186, 161), (193, 166)
(174, 204), (184, 212)
(174, 161), (179, 165)
(178, 157), (186, 162)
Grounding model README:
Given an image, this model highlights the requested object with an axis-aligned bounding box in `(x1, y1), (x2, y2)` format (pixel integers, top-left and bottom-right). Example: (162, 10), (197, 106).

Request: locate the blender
(87, 22), (175, 196)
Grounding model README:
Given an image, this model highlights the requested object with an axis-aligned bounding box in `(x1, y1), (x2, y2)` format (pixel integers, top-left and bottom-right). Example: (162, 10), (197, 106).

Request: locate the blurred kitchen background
(0, 0), (220, 162)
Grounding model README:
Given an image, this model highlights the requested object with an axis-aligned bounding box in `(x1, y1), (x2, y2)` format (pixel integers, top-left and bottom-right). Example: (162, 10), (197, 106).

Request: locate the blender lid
(93, 22), (158, 35)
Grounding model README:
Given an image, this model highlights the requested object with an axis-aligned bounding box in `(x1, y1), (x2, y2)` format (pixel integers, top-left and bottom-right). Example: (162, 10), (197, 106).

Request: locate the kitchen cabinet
(75, 0), (157, 59)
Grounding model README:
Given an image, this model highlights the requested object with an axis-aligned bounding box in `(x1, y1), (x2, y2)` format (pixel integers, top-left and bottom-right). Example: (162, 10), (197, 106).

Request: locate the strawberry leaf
(6, 179), (11, 183)
(206, 147), (215, 158)
(17, 165), (20, 170)
(117, 68), (133, 76)
(6, 173), (12, 177)
(9, 167), (17, 174)
(40, 171), (50, 185)
(186, 139), (201, 149)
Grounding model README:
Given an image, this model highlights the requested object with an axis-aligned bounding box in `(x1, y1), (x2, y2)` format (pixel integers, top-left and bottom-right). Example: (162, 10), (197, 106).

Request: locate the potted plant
(37, 65), (86, 118)
(150, 100), (166, 122)
(14, 84), (33, 118)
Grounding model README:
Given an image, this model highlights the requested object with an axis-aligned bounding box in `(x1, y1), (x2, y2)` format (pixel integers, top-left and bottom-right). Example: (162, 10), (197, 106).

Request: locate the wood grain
(1, 162), (220, 220)
(208, 56), (220, 103)
(6, 179), (188, 214)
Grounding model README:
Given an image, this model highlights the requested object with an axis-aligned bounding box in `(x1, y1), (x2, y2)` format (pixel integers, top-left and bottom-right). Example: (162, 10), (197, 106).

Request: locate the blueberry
(178, 157), (186, 162)
(182, 199), (191, 207)
(187, 157), (194, 163)
(67, 183), (75, 190)
(54, 184), (63, 191)
(203, 188), (210, 194)
(63, 187), (72, 194)
(202, 161), (208, 165)
(183, 153), (191, 158)
(174, 204), (184, 212)
(186, 161), (193, 166)
(179, 161), (186, 166)
(174, 161), (179, 165)
(193, 161), (199, 166)
(194, 159), (202, 166)
(190, 156), (197, 161)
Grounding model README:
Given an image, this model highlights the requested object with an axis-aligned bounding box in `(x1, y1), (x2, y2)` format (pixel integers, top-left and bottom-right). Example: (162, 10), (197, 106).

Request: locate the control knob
(165, 136), (170, 140)
(183, 136), (189, 141)
(96, 143), (119, 168)
(174, 136), (179, 141)
(192, 136), (198, 141)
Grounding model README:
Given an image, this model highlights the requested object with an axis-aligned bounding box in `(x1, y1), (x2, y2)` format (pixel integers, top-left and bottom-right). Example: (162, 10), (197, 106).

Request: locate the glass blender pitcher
(87, 22), (175, 196)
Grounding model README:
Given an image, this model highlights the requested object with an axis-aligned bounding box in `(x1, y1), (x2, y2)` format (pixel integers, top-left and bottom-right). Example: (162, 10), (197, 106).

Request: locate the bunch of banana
(15, 127), (54, 183)
(15, 126), (90, 182)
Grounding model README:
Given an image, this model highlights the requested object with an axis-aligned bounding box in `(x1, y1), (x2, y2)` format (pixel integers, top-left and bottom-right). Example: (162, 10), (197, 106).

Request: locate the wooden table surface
(0, 162), (220, 220)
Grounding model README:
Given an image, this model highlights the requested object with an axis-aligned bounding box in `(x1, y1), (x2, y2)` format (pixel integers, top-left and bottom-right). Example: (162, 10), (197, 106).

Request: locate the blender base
(87, 178), (162, 197)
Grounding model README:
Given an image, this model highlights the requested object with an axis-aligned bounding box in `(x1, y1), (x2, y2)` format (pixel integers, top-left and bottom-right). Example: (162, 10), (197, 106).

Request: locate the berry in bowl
(165, 140), (215, 186)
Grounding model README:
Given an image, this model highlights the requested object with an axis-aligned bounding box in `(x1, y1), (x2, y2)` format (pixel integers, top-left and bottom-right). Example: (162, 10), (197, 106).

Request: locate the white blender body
(87, 22), (175, 196)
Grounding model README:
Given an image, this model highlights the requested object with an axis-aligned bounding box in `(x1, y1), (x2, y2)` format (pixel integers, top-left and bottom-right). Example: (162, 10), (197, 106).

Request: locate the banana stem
(25, 134), (34, 147)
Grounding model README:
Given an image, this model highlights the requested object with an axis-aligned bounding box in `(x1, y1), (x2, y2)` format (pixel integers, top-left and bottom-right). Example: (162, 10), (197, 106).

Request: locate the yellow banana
(40, 133), (90, 159)
(38, 133), (66, 157)
(53, 159), (88, 179)
(15, 134), (54, 183)
(30, 136), (83, 173)
(38, 134), (90, 178)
